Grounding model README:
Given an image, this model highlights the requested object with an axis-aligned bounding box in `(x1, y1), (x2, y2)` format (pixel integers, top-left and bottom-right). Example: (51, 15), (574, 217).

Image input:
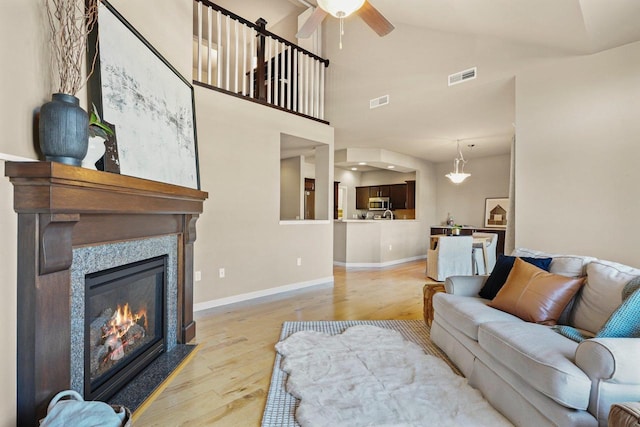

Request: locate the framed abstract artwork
(88, 1), (200, 189)
(484, 198), (509, 228)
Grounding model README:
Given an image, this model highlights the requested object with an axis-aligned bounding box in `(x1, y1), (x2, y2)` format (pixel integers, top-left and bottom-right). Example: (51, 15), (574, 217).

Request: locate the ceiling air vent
(370, 94), (390, 109)
(448, 67), (477, 86)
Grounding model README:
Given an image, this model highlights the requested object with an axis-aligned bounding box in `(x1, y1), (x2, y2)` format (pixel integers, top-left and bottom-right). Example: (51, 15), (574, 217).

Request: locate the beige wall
(436, 154), (511, 227)
(280, 156), (303, 220)
(515, 41), (640, 267)
(360, 170), (416, 187)
(194, 87), (334, 306)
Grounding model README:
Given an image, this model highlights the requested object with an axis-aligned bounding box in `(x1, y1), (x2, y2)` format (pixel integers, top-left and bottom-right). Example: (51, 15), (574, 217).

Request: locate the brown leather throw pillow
(488, 257), (585, 325)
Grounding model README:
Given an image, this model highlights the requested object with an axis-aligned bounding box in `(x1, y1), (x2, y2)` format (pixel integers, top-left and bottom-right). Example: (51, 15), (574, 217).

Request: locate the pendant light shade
(445, 140), (471, 184)
(317, 0), (366, 18)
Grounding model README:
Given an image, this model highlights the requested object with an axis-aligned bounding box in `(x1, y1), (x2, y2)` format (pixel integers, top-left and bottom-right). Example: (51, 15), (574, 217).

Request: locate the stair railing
(193, 0), (330, 122)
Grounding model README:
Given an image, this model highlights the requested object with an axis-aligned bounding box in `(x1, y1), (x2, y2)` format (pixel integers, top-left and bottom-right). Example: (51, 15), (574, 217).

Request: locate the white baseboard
(193, 276), (334, 312)
(333, 255), (426, 269)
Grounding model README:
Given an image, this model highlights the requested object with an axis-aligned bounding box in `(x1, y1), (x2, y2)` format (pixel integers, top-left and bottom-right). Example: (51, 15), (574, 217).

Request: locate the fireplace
(84, 256), (167, 401)
(6, 161), (207, 426)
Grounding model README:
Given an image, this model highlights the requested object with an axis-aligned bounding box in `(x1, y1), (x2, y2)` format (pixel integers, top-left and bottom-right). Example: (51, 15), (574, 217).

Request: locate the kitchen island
(333, 219), (428, 267)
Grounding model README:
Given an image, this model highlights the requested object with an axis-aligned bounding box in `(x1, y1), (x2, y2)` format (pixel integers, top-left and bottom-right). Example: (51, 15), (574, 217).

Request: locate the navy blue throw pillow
(479, 255), (553, 299)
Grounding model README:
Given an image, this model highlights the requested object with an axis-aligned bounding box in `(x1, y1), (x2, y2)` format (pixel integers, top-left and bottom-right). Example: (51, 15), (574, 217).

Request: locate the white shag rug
(275, 325), (512, 427)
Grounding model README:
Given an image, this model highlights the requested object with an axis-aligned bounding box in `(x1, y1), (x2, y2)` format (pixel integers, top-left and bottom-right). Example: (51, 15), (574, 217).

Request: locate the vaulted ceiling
(211, 0), (640, 162)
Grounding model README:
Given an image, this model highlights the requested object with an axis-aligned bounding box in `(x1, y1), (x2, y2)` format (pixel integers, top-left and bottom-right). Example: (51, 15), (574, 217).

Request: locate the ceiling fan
(297, 0), (394, 48)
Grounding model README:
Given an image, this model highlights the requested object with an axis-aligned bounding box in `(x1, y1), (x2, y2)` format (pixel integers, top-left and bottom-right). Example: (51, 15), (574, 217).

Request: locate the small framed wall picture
(484, 198), (509, 228)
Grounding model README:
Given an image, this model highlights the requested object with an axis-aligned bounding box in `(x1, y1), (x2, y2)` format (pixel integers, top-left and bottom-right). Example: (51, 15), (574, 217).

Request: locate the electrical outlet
(219, 268), (225, 278)
(389, 245), (393, 251)
(297, 257), (302, 266)
(195, 271), (202, 281)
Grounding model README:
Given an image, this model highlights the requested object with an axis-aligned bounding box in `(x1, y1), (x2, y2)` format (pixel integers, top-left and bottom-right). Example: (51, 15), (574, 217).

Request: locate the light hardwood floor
(135, 260), (436, 426)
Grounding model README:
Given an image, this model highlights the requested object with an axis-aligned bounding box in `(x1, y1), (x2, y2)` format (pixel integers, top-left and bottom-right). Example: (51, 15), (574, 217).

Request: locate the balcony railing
(193, 0), (330, 122)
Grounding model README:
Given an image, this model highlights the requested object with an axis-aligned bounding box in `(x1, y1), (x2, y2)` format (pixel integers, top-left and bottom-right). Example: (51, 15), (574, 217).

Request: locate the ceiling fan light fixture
(317, 0), (366, 18)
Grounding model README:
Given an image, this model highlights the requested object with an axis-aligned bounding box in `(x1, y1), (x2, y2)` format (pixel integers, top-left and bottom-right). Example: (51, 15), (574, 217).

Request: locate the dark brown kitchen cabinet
(389, 184), (407, 210)
(304, 178), (315, 191)
(406, 180), (416, 209)
(369, 185), (390, 198)
(356, 186), (369, 210)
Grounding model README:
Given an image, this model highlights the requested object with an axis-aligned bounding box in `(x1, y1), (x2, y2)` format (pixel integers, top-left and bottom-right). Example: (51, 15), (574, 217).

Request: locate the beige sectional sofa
(430, 248), (640, 426)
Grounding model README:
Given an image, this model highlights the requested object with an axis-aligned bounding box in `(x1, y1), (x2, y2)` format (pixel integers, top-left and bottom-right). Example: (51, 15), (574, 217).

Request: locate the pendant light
(317, 0), (366, 49)
(445, 140), (471, 184)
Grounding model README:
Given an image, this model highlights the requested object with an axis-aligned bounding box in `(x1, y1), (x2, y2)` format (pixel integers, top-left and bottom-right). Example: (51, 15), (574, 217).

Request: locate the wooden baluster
(273, 39), (279, 106)
(234, 19), (239, 94)
(319, 62), (325, 120)
(293, 49), (298, 112)
(278, 43), (287, 107)
(304, 55), (311, 115)
(310, 58), (316, 117)
(286, 46), (292, 110)
(216, 10), (222, 88)
(197, 2), (202, 82)
(267, 37), (272, 104)
(242, 25), (247, 96)
(207, 6), (212, 85)
(250, 27), (255, 98)
(255, 18), (266, 101)
(225, 14), (230, 90)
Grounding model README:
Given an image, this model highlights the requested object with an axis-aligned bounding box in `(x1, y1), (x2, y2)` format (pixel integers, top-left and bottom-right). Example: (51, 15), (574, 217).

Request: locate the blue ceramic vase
(39, 93), (89, 166)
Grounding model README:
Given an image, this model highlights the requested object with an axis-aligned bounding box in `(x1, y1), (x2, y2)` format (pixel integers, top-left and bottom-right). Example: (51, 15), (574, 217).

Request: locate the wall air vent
(448, 67), (477, 86)
(370, 95), (390, 109)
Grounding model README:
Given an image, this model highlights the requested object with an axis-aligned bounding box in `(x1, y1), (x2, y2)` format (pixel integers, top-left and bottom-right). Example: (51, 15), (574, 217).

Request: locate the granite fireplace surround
(5, 161), (208, 426)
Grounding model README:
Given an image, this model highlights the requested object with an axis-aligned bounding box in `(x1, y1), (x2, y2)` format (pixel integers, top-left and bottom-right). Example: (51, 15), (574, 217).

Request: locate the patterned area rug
(261, 320), (462, 427)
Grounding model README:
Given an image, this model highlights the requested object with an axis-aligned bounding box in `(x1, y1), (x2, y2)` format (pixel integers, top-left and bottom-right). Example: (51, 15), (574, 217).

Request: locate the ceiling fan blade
(296, 7), (328, 39)
(357, 1), (394, 37)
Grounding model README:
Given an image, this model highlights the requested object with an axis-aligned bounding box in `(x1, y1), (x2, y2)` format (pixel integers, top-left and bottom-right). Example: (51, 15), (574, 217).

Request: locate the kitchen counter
(334, 219), (427, 267)
(430, 225), (506, 255)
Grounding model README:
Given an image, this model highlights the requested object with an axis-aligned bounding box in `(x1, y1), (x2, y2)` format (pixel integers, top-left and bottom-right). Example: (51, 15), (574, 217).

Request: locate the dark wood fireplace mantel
(5, 161), (208, 426)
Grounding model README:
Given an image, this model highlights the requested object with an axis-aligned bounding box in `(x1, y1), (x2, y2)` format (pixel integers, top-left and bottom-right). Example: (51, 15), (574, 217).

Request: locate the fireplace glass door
(84, 255), (167, 401)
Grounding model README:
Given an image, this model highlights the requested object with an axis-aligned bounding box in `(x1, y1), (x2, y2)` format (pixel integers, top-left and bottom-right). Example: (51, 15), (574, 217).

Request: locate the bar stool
(472, 232), (498, 275)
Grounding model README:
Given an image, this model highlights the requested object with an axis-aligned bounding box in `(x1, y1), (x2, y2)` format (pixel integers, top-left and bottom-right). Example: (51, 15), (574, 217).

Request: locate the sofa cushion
(478, 321), (592, 410)
(511, 248), (594, 278)
(432, 293), (520, 341)
(479, 254), (552, 299)
(570, 260), (640, 334)
(488, 258), (585, 325)
(554, 277), (640, 342)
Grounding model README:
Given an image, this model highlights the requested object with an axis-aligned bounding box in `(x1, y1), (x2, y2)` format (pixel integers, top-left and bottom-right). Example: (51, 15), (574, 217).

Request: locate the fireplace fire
(89, 303), (151, 381)
(85, 256), (167, 401)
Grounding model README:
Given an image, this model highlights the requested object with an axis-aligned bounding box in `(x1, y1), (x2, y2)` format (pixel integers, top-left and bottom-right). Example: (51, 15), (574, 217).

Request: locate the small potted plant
(82, 105), (114, 170)
(451, 224), (462, 235)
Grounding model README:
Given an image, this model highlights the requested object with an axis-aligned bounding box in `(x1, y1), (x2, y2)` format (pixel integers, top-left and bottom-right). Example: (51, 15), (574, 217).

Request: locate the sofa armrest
(444, 275), (488, 297)
(575, 338), (640, 384)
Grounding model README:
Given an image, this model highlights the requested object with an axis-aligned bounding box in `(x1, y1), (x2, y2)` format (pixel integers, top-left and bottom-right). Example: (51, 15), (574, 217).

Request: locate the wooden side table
(423, 283), (446, 326)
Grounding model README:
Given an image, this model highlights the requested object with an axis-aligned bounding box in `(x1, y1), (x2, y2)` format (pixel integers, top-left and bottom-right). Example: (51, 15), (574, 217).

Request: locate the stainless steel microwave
(369, 197), (390, 211)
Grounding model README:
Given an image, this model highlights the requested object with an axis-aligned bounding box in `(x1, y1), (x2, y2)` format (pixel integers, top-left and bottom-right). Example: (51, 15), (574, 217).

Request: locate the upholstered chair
(427, 235), (473, 282)
(472, 232), (498, 275)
